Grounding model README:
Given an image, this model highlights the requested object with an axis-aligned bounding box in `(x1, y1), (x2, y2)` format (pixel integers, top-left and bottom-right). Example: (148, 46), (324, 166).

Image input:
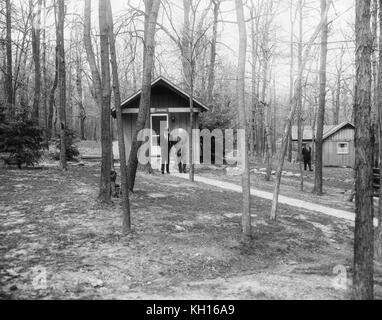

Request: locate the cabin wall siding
(323, 128), (355, 167)
(322, 140), (355, 167)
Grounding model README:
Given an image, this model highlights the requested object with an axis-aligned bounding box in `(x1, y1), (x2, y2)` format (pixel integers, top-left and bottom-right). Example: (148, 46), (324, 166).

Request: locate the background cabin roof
(291, 122), (354, 141)
(118, 77), (209, 112)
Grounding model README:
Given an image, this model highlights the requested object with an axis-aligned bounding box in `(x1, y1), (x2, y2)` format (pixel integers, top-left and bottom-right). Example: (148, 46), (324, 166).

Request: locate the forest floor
(1, 159), (382, 300)
(1, 142), (381, 300)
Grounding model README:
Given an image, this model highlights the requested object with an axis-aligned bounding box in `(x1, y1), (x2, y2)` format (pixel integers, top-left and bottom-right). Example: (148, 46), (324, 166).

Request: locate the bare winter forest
(0, 0), (381, 301)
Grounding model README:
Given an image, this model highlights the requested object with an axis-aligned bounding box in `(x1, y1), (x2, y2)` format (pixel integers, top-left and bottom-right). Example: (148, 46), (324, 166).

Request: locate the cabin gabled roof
(291, 122), (354, 141)
(119, 76), (209, 112)
(323, 122), (354, 140)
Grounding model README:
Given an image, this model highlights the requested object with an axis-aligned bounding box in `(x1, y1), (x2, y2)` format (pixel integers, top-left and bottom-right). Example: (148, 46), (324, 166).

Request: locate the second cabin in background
(291, 122), (355, 168)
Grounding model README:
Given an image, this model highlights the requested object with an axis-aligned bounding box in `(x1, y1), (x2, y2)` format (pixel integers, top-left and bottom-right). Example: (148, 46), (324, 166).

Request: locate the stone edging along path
(171, 173), (379, 227)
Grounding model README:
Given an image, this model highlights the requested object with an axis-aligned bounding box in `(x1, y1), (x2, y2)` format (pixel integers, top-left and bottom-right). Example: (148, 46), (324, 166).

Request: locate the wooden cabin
(291, 122), (355, 167)
(113, 77), (209, 168)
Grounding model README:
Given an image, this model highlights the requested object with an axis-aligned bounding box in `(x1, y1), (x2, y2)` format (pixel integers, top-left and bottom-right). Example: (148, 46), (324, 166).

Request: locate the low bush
(0, 119), (44, 169)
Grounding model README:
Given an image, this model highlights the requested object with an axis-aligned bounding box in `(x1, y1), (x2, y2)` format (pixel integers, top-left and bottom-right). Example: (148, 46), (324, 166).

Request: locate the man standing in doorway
(161, 128), (171, 174)
(302, 144), (313, 172)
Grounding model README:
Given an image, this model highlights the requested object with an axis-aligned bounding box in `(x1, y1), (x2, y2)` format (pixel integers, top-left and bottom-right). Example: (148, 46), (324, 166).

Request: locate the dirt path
(196, 166), (357, 213)
(172, 173), (368, 225)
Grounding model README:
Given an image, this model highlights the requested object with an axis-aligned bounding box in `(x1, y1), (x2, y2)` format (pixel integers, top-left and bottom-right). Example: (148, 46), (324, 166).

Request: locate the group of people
(161, 133), (314, 174)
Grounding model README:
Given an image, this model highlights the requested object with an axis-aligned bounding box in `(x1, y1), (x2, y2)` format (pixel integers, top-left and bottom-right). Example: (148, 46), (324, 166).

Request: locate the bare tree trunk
(250, 2), (258, 158)
(313, 0), (329, 195)
(48, 46), (58, 139)
(376, 0), (382, 262)
(12, 9), (31, 111)
(106, 0), (131, 234)
(206, 0), (220, 106)
(76, 53), (86, 140)
(5, 0), (13, 119)
(311, 84), (318, 162)
(1, 45), (6, 119)
(353, 0), (374, 300)
(270, 0), (332, 221)
(297, 0), (304, 192)
(189, 67), (195, 182)
(57, 0), (67, 170)
(126, 0), (160, 192)
(67, 43), (73, 131)
(84, 0), (111, 201)
(84, 0), (102, 106)
(130, 40), (138, 92)
(235, 0), (251, 243)
(31, 0), (42, 123)
(272, 77), (277, 155)
(182, 0), (195, 182)
(287, 0), (294, 163)
(334, 46), (345, 125)
(371, 0), (378, 127)
(98, 0), (112, 203)
(263, 1), (273, 182)
(182, 0), (192, 92)
(42, 0), (49, 147)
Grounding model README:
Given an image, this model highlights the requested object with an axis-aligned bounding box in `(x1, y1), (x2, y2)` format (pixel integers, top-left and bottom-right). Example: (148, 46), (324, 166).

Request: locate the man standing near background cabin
(302, 144), (313, 172)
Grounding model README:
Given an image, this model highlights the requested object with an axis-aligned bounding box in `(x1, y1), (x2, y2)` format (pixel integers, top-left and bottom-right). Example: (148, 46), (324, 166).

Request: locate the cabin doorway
(150, 114), (168, 170)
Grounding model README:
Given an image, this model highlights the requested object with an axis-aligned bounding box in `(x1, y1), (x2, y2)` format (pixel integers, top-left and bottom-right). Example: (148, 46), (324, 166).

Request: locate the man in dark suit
(302, 144), (313, 171)
(161, 129), (170, 174)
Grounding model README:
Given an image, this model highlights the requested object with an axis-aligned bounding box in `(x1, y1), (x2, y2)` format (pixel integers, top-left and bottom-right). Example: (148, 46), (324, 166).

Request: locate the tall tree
(106, 0), (131, 234)
(333, 46), (345, 125)
(182, 0), (192, 92)
(158, 0), (211, 182)
(250, 2), (258, 158)
(376, 0), (382, 262)
(263, 0), (274, 182)
(313, 0), (329, 195)
(183, 0), (195, 182)
(31, 0), (42, 123)
(297, 0), (304, 191)
(287, 0), (295, 163)
(371, 0), (378, 125)
(235, 0), (251, 243)
(83, 0), (102, 108)
(126, 0), (161, 192)
(98, 0), (112, 203)
(57, 0), (67, 170)
(5, 0), (13, 119)
(75, 51), (86, 141)
(182, 0), (206, 182)
(353, 0), (374, 300)
(206, 0), (220, 106)
(270, 0), (332, 220)
(48, 46), (58, 139)
(42, 0), (49, 147)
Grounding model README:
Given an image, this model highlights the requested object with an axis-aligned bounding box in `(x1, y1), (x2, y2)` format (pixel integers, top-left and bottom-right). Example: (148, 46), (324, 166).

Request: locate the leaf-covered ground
(0, 162), (381, 299)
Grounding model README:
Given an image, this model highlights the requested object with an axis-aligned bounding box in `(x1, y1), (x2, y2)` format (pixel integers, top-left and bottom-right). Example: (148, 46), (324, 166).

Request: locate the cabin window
(337, 142), (349, 154)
